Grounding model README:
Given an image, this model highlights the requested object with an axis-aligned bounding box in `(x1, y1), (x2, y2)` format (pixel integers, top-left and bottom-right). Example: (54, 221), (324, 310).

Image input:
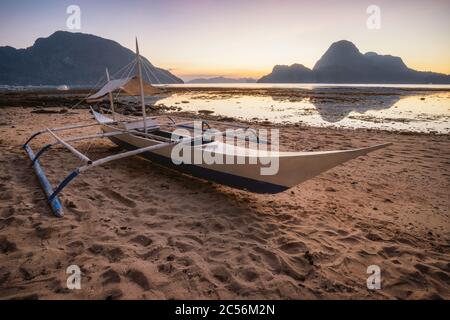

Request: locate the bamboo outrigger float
(23, 39), (391, 217)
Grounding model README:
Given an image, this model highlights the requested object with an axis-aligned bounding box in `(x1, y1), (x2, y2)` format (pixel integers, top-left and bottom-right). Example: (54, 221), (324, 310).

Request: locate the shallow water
(164, 83), (450, 89)
(155, 88), (450, 134)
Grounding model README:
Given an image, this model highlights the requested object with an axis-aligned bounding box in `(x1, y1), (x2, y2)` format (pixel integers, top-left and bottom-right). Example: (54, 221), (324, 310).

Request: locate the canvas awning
(86, 76), (162, 102)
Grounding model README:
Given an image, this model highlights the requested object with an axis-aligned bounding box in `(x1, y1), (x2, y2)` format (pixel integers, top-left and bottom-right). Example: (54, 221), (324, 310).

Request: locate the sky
(1, 0), (449, 81)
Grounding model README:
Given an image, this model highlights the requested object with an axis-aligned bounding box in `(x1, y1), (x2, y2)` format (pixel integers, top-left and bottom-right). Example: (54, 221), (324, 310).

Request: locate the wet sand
(0, 92), (449, 299)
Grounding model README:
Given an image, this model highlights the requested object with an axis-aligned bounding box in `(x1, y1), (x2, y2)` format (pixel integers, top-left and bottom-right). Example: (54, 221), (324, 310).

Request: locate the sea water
(153, 84), (450, 134)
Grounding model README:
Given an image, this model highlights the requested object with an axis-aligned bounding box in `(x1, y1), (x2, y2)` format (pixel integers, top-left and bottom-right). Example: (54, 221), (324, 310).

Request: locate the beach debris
(166, 254), (175, 261)
(198, 109), (214, 115)
(57, 85), (69, 91)
(157, 262), (174, 274)
(65, 200), (77, 208)
(304, 251), (314, 265)
(31, 108), (67, 114)
(217, 116), (235, 122)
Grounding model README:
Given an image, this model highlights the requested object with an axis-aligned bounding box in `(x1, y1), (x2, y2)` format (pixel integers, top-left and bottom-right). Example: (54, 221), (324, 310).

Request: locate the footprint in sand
(1, 207), (15, 218)
(278, 241), (308, 254)
(104, 289), (123, 300)
(252, 246), (281, 271)
(104, 248), (124, 262)
(378, 245), (402, 258)
(67, 240), (84, 256)
(365, 232), (384, 241)
(157, 262), (175, 274)
(88, 244), (124, 262)
(175, 256), (193, 267)
(238, 268), (259, 282)
(101, 269), (121, 285)
(0, 267), (11, 286)
(211, 265), (232, 283)
(0, 216), (25, 229)
(34, 225), (54, 240)
(0, 236), (17, 253)
(130, 235), (153, 247)
(101, 188), (137, 208)
(125, 269), (150, 291)
(0, 190), (13, 201)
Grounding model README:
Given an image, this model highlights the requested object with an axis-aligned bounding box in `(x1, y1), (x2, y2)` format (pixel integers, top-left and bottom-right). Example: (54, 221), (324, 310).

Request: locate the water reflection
(147, 89), (450, 134)
(270, 89), (402, 123)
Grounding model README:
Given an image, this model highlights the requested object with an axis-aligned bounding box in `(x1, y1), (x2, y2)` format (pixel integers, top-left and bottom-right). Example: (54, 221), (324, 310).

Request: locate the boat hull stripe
(109, 136), (287, 194)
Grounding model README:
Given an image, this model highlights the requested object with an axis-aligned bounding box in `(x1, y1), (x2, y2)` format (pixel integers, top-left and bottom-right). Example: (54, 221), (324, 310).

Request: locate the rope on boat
(67, 58), (138, 110)
(142, 57), (161, 84)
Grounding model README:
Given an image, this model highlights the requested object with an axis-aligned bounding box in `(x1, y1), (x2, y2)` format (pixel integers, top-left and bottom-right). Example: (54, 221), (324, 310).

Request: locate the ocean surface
(156, 84), (450, 134)
(164, 83), (450, 89)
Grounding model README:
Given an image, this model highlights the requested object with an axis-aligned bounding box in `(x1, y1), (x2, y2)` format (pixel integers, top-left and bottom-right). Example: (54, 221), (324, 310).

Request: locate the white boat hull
(101, 123), (391, 193)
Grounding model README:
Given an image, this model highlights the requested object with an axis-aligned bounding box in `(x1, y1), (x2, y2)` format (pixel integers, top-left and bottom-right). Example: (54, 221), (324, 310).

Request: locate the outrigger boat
(23, 39), (391, 217)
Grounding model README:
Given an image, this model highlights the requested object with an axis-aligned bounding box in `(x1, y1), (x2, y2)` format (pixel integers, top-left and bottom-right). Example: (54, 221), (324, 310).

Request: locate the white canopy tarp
(86, 76), (162, 101)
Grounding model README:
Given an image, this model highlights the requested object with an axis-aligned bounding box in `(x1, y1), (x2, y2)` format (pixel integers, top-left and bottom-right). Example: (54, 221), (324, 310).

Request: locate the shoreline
(0, 89), (448, 137)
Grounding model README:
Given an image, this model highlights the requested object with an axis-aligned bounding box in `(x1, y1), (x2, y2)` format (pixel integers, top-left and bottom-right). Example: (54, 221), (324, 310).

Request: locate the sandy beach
(0, 90), (449, 300)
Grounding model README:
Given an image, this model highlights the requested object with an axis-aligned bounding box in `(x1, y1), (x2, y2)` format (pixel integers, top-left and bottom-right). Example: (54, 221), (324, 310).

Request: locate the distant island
(188, 76), (256, 84)
(258, 40), (450, 84)
(0, 31), (183, 85)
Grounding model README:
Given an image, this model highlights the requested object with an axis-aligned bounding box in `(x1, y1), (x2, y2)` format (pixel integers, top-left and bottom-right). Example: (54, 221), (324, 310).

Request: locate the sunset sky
(1, 0), (449, 81)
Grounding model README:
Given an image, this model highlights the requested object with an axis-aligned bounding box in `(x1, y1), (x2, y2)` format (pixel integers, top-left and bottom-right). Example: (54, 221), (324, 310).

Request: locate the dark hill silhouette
(0, 31), (183, 85)
(259, 40), (450, 84)
(259, 64), (314, 83)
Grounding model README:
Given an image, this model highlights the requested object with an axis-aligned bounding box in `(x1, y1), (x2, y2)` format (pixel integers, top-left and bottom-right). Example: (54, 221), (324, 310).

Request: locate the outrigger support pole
(48, 169), (80, 203)
(24, 143), (65, 217)
(31, 144), (53, 165)
(23, 126), (177, 217)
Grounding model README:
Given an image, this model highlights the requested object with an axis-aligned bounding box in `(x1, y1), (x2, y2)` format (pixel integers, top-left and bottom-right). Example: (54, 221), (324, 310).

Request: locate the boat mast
(135, 38), (147, 133)
(105, 68), (116, 121)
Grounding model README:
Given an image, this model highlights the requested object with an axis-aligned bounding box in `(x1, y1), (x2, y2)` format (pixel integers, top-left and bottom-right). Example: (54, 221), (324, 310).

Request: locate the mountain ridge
(0, 31), (183, 85)
(259, 40), (450, 84)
